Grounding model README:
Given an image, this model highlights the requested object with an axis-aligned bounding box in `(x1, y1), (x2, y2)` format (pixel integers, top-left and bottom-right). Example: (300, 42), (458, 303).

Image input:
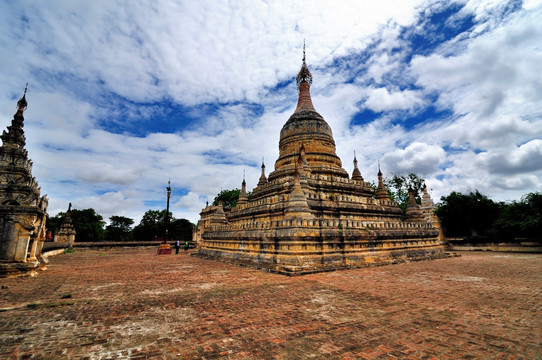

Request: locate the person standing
(175, 240), (180, 254)
(184, 240), (189, 253)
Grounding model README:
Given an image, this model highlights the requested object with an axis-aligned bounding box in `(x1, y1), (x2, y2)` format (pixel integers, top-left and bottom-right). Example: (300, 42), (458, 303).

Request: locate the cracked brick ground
(0, 248), (540, 359)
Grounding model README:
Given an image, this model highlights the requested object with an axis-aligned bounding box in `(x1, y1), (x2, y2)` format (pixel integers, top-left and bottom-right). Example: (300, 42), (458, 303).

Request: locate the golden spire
(352, 151), (363, 181)
(258, 157), (267, 186)
(375, 162), (390, 200)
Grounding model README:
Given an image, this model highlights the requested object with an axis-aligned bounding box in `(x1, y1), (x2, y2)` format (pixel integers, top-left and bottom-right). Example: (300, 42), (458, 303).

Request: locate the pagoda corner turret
(0, 85), (49, 277)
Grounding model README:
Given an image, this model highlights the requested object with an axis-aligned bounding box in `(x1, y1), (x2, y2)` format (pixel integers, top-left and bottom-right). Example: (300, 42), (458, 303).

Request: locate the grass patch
(63, 248), (75, 254)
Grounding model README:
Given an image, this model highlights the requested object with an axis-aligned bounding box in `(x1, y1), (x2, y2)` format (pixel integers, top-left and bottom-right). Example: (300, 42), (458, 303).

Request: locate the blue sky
(1, 0), (541, 224)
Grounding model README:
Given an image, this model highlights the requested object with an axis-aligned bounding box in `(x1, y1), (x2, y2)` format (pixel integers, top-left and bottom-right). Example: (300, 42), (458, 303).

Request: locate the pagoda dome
(269, 50), (348, 181)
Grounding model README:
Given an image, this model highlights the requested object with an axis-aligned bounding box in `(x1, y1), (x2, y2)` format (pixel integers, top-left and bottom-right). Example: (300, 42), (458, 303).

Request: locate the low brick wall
(445, 238), (542, 253)
(41, 241), (176, 258)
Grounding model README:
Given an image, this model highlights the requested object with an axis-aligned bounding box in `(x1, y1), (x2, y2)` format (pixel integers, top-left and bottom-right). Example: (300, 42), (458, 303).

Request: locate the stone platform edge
(195, 247), (457, 276)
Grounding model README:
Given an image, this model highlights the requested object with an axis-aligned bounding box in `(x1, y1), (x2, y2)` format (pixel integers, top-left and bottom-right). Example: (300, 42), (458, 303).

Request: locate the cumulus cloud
(77, 165), (145, 185)
(381, 142), (446, 175)
(477, 139), (542, 175)
(364, 87), (425, 113)
(410, 5), (542, 124)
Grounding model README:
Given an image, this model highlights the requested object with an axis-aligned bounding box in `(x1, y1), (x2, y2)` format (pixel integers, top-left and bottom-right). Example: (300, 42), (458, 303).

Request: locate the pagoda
(54, 203), (76, 247)
(195, 49), (446, 274)
(0, 85), (49, 277)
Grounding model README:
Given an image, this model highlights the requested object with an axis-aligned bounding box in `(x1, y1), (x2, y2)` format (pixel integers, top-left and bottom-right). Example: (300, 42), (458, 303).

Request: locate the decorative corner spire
(258, 157), (268, 186)
(352, 151), (363, 181)
(405, 188), (424, 221)
(17, 83), (28, 112)
(238, 172), (249, 205)
(284, 157), (313, 220)
(375, 162), (389, 200)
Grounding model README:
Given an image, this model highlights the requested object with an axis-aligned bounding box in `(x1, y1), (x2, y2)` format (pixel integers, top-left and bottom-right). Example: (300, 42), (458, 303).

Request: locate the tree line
(436, 190), (541, 240)
(379, 174), (540, 240)
(47, 209), (194, 243)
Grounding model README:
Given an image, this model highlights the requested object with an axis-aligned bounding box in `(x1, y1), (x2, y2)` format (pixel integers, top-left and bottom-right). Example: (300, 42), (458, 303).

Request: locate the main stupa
(195, 49), (446, 275)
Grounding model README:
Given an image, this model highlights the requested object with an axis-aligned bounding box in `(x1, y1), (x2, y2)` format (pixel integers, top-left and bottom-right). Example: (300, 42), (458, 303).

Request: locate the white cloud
(410, 5), (542, 125)
(477, 139), (542, 175)
(364, 87), (425, 112)
(381, 142), (446, 175)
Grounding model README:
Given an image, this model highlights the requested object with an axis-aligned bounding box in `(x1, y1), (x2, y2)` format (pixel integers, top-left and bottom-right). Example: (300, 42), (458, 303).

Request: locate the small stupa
(54, 203), (76, 248)
(195, 47), (447, 274)
(0, 85), (49, 277)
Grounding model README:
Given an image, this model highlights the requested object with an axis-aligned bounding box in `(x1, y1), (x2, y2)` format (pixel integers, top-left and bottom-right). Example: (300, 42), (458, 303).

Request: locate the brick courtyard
(0, 248), (540, 360)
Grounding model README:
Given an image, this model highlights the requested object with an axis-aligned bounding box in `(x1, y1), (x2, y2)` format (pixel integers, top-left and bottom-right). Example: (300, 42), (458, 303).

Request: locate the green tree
(105, 216), (134, 242)
(435, 190), (501, 238)
(212, 188), (245, 210)
(131, 209), (193, 242)
(494, 192), (542, 239)
(64, 208), (106, 242)
(132, 209), (171, 241)
(384, 173), (425, 215)
(169, 218), (194, 242)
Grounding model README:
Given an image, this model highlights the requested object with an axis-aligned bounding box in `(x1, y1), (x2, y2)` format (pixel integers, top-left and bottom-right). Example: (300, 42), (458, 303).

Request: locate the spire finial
(353, 152), (358, 167)
(17, 83), (28, 111)
(296, 42), (313, 89)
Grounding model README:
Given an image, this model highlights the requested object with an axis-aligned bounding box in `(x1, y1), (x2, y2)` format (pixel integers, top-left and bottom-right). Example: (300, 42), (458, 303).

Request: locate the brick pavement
(0, 248), (540, 359)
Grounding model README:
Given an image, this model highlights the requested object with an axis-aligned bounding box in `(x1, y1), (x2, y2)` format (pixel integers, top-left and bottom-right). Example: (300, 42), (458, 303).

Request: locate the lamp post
(157, 180), (173, 255)
(165, 180), (171, 242)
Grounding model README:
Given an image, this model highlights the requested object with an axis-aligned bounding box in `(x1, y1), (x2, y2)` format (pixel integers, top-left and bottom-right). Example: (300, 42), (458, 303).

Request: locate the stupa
(54, 203), (76, 248)
(195, 49), (446, 274)
(0, 85), (49, 277)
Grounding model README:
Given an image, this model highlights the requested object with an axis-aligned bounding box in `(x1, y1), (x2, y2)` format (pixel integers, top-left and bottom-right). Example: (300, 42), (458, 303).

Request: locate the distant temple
(54, 203), (76, 247)
(194, 49), (446, 275)
(0, 85), (49, 277)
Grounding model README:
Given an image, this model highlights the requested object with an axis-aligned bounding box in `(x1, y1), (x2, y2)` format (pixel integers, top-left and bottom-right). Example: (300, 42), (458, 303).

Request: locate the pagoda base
(0, 260), (41, 278)
(197, 223), (450, 275)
